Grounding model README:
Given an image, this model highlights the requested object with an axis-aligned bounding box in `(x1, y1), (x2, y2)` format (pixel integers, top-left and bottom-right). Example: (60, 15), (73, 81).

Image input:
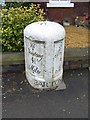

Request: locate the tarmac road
(2, 66), (89, 118)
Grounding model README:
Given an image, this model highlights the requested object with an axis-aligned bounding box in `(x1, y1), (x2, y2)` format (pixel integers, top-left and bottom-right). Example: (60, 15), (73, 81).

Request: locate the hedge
(1, 4), (45, 52)
(3, 2), (32, 9)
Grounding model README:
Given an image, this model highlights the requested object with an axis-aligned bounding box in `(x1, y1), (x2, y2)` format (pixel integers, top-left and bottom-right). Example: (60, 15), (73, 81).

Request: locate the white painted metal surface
(24, 21), (66, 90)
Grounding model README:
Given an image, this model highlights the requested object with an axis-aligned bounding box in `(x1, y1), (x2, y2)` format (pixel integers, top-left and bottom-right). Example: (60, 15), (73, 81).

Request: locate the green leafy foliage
(1, 4), (45, 52)
(3, 2), (32, 9)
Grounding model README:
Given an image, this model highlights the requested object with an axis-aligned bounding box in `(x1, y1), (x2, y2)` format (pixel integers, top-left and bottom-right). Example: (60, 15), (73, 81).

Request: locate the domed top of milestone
(24, 21), (66, 42)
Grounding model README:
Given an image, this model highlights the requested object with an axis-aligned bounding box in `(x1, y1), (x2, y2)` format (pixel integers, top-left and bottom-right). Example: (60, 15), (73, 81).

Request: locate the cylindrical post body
(24, 21), (66, 90)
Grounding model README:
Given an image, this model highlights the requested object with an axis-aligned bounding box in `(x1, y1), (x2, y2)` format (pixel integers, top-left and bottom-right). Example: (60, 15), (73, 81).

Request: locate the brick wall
(64, 60), (89, 70)
(46, 2), (89, 24)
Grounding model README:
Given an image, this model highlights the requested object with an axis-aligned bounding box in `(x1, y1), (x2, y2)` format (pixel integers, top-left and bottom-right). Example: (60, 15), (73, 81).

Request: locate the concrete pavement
(2, 66), (89, 118)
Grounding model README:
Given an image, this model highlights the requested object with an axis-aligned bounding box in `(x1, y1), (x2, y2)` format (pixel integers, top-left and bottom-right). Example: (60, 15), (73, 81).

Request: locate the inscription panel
(54, 40), (64, 77)
(25, 36), (45, 77)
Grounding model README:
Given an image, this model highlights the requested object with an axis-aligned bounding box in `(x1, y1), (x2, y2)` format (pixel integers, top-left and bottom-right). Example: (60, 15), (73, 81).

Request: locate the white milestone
(24, 21), (66, 90)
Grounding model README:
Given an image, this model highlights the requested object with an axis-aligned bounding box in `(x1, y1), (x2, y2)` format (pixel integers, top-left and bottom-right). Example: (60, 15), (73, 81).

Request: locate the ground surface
(1, 66), (89, 118)
(65, 26), (89, 48)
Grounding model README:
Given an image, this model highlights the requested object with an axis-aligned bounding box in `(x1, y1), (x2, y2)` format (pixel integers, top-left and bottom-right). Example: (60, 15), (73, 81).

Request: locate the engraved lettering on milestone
(55, 42), (62, 58)
(28, 47), (43, 58)
(27, 39), (44, 74)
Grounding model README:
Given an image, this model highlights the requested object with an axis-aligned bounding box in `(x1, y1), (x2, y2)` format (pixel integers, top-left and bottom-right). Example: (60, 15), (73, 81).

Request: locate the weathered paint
(24, 21), (66, 90)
